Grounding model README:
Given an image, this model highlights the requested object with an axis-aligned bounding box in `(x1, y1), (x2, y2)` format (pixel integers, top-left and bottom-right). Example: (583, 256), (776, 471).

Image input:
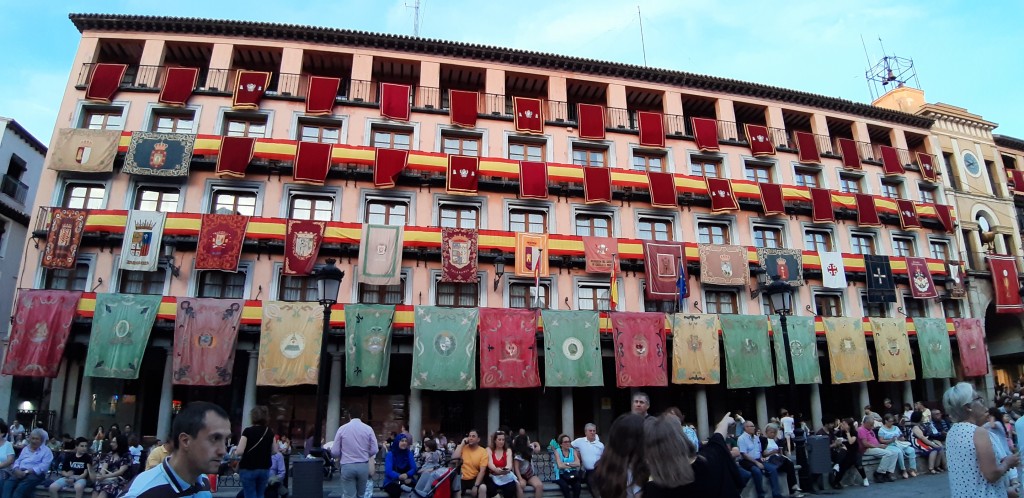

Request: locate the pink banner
(953, 318), (989, 377)
(479, 308), (540, 388)
(611, 312), (668, 387)
(1, 291), (83, 377)
(173, 298), (245, 386)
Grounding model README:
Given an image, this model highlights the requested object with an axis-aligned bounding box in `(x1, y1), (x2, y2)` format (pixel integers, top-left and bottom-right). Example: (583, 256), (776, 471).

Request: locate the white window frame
(201, 179), (265, 216)
(366, 119), (419, 150)
(339, 266), (413, 305)
(504, 276), (557, 309)
(838, 171), (866, 194)
(503, 199), (554, 233)
(749, 219), (788, 249)
(111, 253), (172, 296)
(902, 292), (929, 318)
(568, 137), (615, 169)
(571, 205), (619, 238)
(742, 157), (776, 183)
(793, 163), (824, 188)
(694, 214), (736, 245)
(688, 151), (728, 178)
(812, 288), (846, 317)
(702, 287), (742, 314)
(189, 260), (255, 299)
(927, 237), (953, 261)
(293, 113), (348, 144)
(847, 228), (879, 256)
(72, 100), (130, 130)
(630, 145), (672, 173)
(434, 194), (486, 229)
(891, 232), (918, 258)
(801, 223), (835, 252)
(282, 184), (343, 221)
(216, 107), (274, 137)
(54, 176), (111, 209)
(127, 179), (187, 212)
(503, 131), (553, 162)
(918, 182), (937, 203)
(428, 269), (487, 307)
(144, 103), (201, 134)
(36, 253), (96, 290)
(437, 126), (487, 157)
(634, 209), (681, 241)
(359, 189), (416, 226)
(573, 276), (619, 312)
(880, 177), (905, 199)
(859, 289), (891, 317)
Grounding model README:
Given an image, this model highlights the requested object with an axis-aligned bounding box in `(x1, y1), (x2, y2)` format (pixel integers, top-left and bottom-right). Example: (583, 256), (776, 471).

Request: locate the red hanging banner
(855, 193), (881, 227)
(173, 298), (245, 386)
(85, 63), (127, 103)
(643, 241), (686, 300)
(519, 161), (548, 199)
(583, 167), (612, 204)
(611, 312), (668, 387)
(935, 204), (955, 233)
(232, 71), (271, 110)
(1, 290), (83, 377)
(305, 76), (341, 115)
(479, 308), (540, 389)
(158, 67), (199, 106)
(988, 255), (1024, 313)
(283, 219), (326, 276)
(513, 97), (544, 134)
(758, 183), (785, 216)
(917, 152), (938, 182)
(42, 208), (88, 269)
(691, 117), (719, 151)
(293, 141), (333, 185)
(583, 236), (616, 274)
(647, 171), (677, 208)
(744, 124), (775, 156)
(1011, 170), (1024, 195)
(374, 148), (409, 188)
(896, 199), (921, 229)
(837, 138), (861, 169)
(215, 136), (256, 178)
(906, 257), (938, 299)
(380, 83), (411, 121)
(441, 227), (479, 283)
(449, 90), (479, 128)
(195, 214), (249, 271)
(880, 145), (905, 175)
(446, 155), (479, 194)
(577, 104), (606, 140)
(810, 188), (834, 222)
(795, 131), (821, 164)
(706, 177), (739, 212)
(637, 111), (665, 148)
(953, 318), (990, 377)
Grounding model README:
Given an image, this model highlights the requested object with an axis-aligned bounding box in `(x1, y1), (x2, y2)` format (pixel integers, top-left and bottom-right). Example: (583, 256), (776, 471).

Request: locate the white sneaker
(862, 478), (870, 487)
(833, 464), (840, 473)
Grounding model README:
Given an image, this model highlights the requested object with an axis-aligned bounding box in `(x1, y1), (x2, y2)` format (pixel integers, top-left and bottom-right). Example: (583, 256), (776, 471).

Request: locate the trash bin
(292, 458), (326, 498)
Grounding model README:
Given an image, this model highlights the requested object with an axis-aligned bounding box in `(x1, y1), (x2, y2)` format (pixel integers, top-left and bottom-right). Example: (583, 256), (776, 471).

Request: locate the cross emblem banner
(864, 255), (896, 303)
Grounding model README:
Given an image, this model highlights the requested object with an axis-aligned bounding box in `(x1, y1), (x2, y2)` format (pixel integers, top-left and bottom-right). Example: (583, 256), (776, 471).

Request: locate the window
(211, 189), (258, 215)
(6, 154), (26, 181)
(441, 133), (481, 156)
(577, 282), (612, 311)
(359, 276), (407, 305)
(43, 262), (90, 291)
(152, 111), (195, 133)
(62, 182), (106, 209)
(698, 221), (731, 244)
(930, 240), (951, 261)
(804, 229), (833, 252)
(119, 268), (167, 295)
(437, 281), (479, 307)
(705, 290), (738, 314)
(510, 282), (549, 309)
(135, 186), (180, 213)
(289, 194), (334, 221)
(299, 121), (342, 144)
(197, 270), (247, 299)
(850, 233), (876, 255)
(892, 236), (916, 257)
(278, 275), (318, 302)
(690, 158), (721, 178)
(919, 185), (936, 204)
(439, 203), (480, 229)
(632, 152), (665, 172)
(744, 162), (773, 183)
(881, 180), (903, 199)
(794, 167), (819, 188)
(942, 299), (962, 319)
(371, 127), (412, 150)
(509, 208), (547, 234)
(575, 212), (613, 237)
(839, 173), (862, 194)
(638, 216), (673, 241)
(813, 293), (843, 317)
(861, 294), (888, 317)
(82, 107), (124, 130)
(903, 296), (927, 317)
(644, 285), (677, 313)
(224, 115), (268, 138)
(508, 140), (545, 162)
(753, 225), (782, 248)
(572, 145), (607, 168)
(366, 199), (409, 225)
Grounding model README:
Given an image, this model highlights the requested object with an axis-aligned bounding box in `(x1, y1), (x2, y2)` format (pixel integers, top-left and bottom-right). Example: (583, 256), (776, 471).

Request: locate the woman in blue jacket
(384, 434), (417, 498)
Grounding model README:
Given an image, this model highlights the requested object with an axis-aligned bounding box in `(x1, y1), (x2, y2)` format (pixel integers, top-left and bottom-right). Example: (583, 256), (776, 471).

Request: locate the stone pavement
(812, 471), (949, 498)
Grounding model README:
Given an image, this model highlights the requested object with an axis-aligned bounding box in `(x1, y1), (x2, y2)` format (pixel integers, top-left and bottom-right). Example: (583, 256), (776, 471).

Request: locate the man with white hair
(856, 415), (900, 483)
(1, 428), (53, 497)
(572, 423), (604, 498)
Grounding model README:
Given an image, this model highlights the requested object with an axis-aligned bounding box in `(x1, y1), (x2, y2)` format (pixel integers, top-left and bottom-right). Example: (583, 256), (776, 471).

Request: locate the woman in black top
(643, 412), (741, 498)
(234, 406), (276, 498)
(832, 418), (867, 489)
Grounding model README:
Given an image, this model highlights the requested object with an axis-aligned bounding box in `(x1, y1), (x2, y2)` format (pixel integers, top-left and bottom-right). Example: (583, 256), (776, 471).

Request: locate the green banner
(914, 317), (954, 379)
(770, 315), (821, 385)
(541, 310), (603, 387)
(85, 293), (161, 379)
(345, 304), (395, 387)
(411, 306), (479, 391)
(720, 315), (775, 389)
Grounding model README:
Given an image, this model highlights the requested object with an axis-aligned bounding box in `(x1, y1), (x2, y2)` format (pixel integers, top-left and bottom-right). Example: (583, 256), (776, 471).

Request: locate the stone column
(941, 378), (952, 393)
(925, 380), (936, 401)
(49, 360), (67, 417)
(809, 384), (823, 431)
(561, 388), (573, 437)
(695, 387), (710, 440)
(241, 351), (258, 428)
(903, 381), (915, 406)
(61, 360), (81, 433)
(487, 391), (500, 436)
(326, 353), (343, 435)
(156, 350), (174, 441)
(858, 383), (870, 414)
(408, 389), (422, 445)
(755, 389), (768, 427)
(0, 341), (12, 421)
(74, 376), (92, 439)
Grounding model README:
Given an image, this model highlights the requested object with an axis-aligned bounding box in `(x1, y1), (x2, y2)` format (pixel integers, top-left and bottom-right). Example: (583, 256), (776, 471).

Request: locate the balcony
(1, 175), (28, 204)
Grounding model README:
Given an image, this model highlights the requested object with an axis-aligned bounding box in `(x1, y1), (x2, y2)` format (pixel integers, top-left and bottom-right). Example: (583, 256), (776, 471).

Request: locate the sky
(1, 0), (1022, 145)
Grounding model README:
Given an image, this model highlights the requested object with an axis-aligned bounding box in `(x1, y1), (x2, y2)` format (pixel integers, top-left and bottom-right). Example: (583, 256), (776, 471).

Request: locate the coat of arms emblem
(448, 234), (471, 268)
(149, 141), (168, 169)
(292, 231), (317, 259)
(75, 140), (92, 164)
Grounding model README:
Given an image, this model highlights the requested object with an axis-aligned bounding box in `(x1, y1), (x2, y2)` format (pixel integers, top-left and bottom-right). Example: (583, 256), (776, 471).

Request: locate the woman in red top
(485, 431), (517, 498)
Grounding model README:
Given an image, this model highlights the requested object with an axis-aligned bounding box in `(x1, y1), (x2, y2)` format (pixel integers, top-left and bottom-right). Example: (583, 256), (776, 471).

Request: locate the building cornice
(0, 117), (47, 155)
(918, 103), (998, 131)
(69, 13), (935, 129)
(995, 134), (1024, 153)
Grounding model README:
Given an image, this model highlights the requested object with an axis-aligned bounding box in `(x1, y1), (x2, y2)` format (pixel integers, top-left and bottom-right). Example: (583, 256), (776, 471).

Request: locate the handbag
(895, 440), (911, 448)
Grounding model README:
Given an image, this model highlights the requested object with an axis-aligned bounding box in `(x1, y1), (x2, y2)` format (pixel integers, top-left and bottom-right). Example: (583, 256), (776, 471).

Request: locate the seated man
(48, 437), (92, 498)
(930, 409), (951, 442)
(737, 421), (782, 498)
(451, 430), (489, 497)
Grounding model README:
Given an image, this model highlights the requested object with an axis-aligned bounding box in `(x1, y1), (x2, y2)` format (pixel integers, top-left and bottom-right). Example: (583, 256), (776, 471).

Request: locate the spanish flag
(610, 254), (619, 310)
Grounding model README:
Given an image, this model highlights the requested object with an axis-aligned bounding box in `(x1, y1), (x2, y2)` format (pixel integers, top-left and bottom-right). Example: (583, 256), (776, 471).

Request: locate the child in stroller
(412, 460), (457, 498)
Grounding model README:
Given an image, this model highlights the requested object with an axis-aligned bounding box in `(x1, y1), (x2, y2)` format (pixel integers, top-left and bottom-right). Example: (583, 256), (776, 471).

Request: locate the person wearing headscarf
(383, 433), (416, 498)
(1, 428), (53, 498)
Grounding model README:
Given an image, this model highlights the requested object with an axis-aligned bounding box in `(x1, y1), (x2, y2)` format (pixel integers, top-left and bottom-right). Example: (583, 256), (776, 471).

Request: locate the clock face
(963, 152), (981, 176)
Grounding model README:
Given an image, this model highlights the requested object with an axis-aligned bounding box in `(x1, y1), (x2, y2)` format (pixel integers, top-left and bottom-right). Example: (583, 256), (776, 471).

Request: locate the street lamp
(763, 275), (798, 412)
(312, 258), (344, 456)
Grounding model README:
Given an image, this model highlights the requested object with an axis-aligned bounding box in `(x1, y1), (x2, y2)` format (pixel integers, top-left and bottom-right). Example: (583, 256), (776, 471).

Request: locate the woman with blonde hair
(643, 412), (741, 498)
(943, 382), (1019, 497)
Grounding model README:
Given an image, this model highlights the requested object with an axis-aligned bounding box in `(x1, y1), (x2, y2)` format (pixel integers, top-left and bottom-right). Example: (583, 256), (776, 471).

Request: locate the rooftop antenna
(637, 5), (648, 66)
(863, 37), (920, 101)
(406, 0), (422, 37)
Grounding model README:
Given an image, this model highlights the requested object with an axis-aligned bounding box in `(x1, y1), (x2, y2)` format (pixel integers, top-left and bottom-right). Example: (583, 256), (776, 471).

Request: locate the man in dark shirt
(930, 409), (951, 441)
(48, 437), (91, 498)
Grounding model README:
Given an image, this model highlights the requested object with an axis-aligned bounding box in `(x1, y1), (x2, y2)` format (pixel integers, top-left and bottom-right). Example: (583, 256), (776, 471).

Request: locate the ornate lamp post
(764, 275), (798, 409)
(312, 258), (344, 456)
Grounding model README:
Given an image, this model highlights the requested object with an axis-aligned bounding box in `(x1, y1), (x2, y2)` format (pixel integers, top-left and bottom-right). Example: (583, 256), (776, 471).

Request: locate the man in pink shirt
(856, 415), (900, 483)
(331, 408), (380, 498)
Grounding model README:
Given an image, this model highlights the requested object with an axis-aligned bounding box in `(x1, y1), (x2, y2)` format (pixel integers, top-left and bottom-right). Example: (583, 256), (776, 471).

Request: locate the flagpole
(533, 249), (543, 309)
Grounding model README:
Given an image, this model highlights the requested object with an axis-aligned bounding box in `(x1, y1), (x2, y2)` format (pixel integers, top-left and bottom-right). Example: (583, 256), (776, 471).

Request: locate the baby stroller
(411, 466), (456, 498)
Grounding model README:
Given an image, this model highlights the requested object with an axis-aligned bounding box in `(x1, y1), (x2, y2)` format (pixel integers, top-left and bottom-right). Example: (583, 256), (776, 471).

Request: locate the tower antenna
(637, 5), (648, 66)
(405, 0), (422, 36)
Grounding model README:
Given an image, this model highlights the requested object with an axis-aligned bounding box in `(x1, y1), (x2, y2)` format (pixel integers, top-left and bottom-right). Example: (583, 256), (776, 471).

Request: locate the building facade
(0, 117), (46, 422)
(10, 13), (974, 443)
